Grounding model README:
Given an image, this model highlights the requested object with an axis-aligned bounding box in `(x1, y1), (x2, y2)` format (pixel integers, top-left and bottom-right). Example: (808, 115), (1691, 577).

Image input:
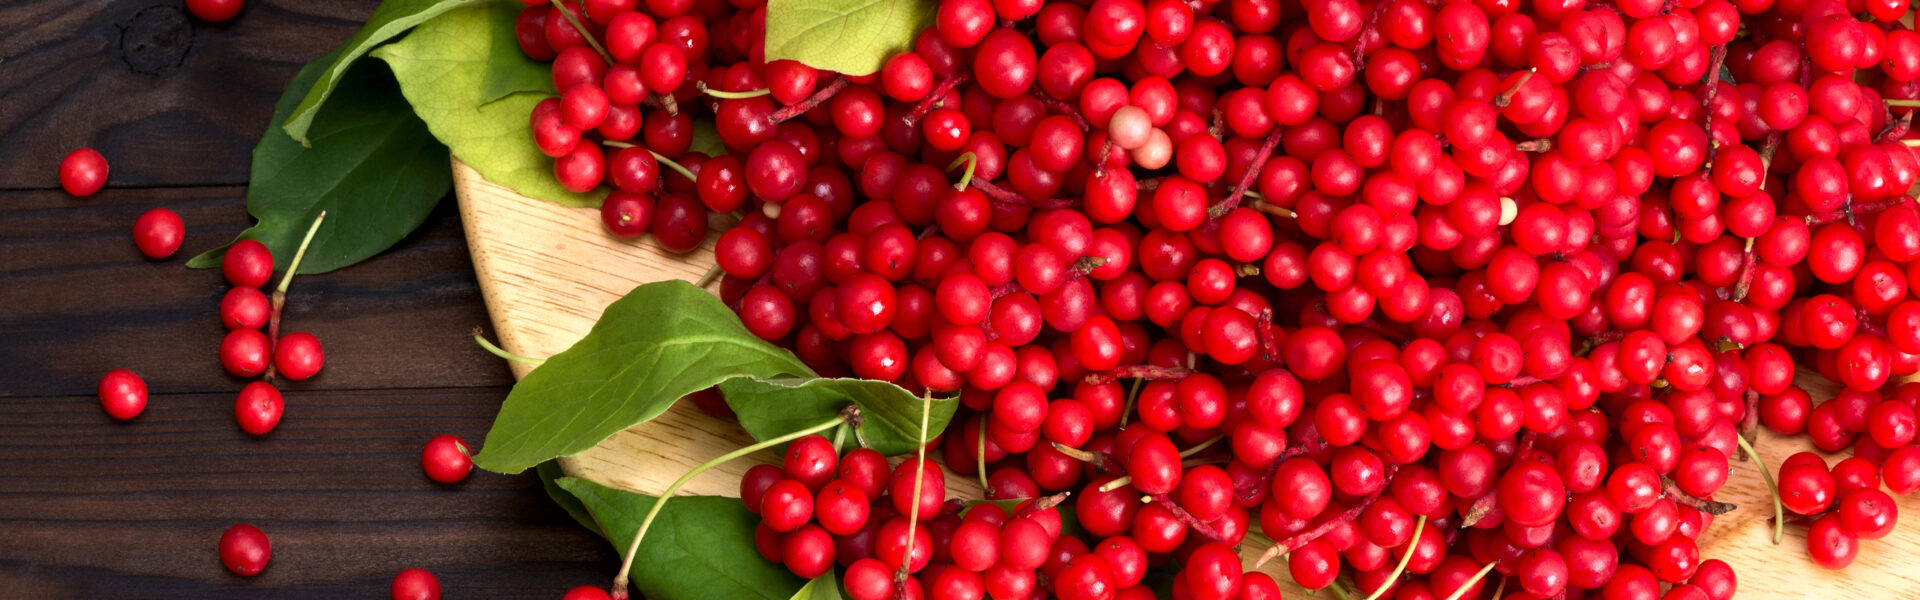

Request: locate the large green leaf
(537, 460), (601, 535)
(470, 281), (814, 474)
(374, 4), (605, 207)
(479, 0), (555, 104)
(557, 478), (804, 600)
(764, 0), (936, 76)
(790, 572), (843, 600)
(721, 377), (958, 457)
(186, 43), (451, 274)
(281, 0), (489, 145)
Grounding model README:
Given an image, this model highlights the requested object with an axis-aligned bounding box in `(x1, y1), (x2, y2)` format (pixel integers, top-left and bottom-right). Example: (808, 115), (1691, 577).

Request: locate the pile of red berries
(512, 0), (1920, 595)
(743, 433), (1271, 600)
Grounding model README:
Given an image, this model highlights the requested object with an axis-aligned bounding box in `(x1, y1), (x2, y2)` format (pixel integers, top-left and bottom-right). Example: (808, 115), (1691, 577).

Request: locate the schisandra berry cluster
(515, 0), (1920, 596)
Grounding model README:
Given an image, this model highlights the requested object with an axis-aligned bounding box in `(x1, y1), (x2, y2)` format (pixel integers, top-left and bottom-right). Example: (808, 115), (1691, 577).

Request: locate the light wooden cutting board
(454, 158), (1920, 597)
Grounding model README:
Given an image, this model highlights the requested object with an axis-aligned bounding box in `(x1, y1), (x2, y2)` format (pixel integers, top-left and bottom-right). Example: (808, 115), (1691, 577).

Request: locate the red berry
(274, 332), (325, 381)
(223, 240), (275, 288)
(98, 368), (147, 421)
(185, 0), (245, 21)
(132, 208), (185, 259)
(219, 329), (272, 377)
(220, 287), (271, 330)
(59, 148), (109, 196)
(218, 523), (271, 576)
(234, 381), (284, 435)
(421, 434), (474, 483)
(390, 568), (441, 600)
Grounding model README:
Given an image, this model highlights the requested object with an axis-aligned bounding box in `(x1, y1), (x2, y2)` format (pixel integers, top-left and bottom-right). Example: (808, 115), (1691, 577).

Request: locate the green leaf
(470, 281), (814, 474)
(281, 0), (489, 145)
(763, 0), (936, 76)
(789, 572), (843, 600)
(479, 0), (555, 104)
(373, 4), (606, 207)
(720, 377), (958, 457)
(689, 118), (725, 158)
(537, 460), (602, 536)
(557, 478), (805, 600)
(187, 41), (452, 274)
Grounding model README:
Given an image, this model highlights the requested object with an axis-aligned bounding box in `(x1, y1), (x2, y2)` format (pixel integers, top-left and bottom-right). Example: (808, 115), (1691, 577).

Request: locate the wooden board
(454, 158), (1920, 597)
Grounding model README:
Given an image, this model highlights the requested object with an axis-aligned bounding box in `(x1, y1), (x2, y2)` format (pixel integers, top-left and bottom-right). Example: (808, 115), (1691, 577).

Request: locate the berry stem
(1731, 236), (1758, 302)
(947, 152), (979, 191)
(1145, 493), (1226, 542)
(1254, 470), (1392, 567)
(604, 141), (697, 182)
(893, 392), (935, 597)
(988, 256), (1107, 299)
(767, 76), (850, 125)
(1209, 128), (1283, 218)
(904, 74), (970, 127)
(1030, 88), (1092, 131)
(1732, 432), (1785, 545)
(1051, 442), (1121, 474)
(473, 330), (547, 366)
(1876, 109), (1912, 143)
(1082, 364), (1196, 385)
(1737, 389), (1760, 460)
(609, 410), (853, 599)
(1701, 44), (1728, 161)
(1438, 561), (1499, 600)
(696, 82), (771, 99)
(1358, 514), (1426, 600)
(968, 178), (1076, 209)
(1492, 69), (1536, 108)
(1119, 377), (1143, 427)
(548, 0), (614, 66)
(976, 416), (992, 497)
(1513, 138), (1553, 152)
(264, 211), (328, 380)
(1887, 99), (1920, 107)
(1249, 199), (1297, 219)
(1460, 491), (1498, 527)
(1804, 197), (1910, 226)
(1098, 475), (1132, 493)
(1662, 478), (1737, 515)
(694, 263), (723, 289)
(1178, 435), (1223, 458)
(1258, 309), (1283, 363)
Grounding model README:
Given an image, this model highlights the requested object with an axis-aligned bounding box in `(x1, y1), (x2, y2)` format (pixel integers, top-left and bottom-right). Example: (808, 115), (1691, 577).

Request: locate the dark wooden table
(0, 1), (618, 597)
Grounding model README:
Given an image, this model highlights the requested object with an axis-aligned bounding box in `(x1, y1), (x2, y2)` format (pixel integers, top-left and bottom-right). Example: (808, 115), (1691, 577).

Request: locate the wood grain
(0, 389), (614, 599)
(0, 186), (515, 398)
(458, 158), (1920, 598)
(0, 0), (383, 191)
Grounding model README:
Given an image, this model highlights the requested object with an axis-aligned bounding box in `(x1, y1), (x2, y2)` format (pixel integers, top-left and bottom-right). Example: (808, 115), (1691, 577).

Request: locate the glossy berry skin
(234, 381), (284, 435)
(186, 0), (245, 21)
(98, 368), (147, 421)
(59, 148), (109, 197)
(223, 240), (275, 288)
(220, 287), (271, 330)
(274, 332), (326, 381)
(218, 523), (271, 576)
(389, 568), (441, 600)
(559, 586), (613, 600)
(132, 208), (185, 259)
(421, 434), (473, 483)
(220, 329), (272, 377)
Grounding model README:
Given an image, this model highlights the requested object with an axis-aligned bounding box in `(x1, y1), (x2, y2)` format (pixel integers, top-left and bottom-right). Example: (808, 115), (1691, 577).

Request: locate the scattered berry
(217, 523), (271, 576)
(132, 208), (185, 259)
(97, 368), (147, 421)
(422, 435), (474, 483)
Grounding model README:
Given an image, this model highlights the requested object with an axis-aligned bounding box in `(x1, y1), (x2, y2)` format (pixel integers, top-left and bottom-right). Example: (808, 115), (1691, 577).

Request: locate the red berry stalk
(263, 211), (328, 381)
